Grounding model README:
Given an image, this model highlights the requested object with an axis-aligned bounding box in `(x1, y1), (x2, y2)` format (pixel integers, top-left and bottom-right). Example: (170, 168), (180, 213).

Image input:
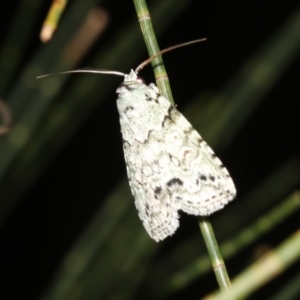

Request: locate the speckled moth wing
(116, 70), (236, 242)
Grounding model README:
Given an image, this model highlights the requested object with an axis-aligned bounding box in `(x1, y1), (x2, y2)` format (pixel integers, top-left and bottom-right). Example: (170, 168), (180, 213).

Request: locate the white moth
(38, 39), (236, 242)
(117, 71), (236, 242)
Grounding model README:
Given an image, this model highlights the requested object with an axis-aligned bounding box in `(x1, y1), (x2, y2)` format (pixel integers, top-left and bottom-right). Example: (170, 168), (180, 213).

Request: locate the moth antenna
(37, 69), (125, 79)
(135, 38), (206, 74)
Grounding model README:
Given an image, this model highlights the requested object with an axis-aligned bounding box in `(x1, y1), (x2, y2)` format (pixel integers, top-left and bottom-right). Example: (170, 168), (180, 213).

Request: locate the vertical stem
(199, 217), (234, 296)
(133, 0), (174, 104)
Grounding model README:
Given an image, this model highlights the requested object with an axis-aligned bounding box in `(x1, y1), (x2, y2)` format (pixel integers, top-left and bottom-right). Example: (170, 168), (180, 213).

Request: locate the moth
(38, 39), (236, 242)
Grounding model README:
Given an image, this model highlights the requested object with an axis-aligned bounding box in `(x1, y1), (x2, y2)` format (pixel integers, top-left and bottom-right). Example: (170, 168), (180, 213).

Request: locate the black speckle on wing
(124, 106), (134, 113)
(167, 178), (183, 187)
(199, 174), (207, 181)
(209, 175), (215, 182)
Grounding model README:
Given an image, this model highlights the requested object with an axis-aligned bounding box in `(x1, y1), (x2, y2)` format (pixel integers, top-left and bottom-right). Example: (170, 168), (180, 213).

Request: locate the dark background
(1, 1), (300, 299)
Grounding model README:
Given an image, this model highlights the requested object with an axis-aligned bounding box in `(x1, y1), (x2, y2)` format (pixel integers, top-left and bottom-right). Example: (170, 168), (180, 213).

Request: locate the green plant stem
(133, 0), (174, 104)
(199, 217), (233, 295)
(207, 228), (300, 299)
